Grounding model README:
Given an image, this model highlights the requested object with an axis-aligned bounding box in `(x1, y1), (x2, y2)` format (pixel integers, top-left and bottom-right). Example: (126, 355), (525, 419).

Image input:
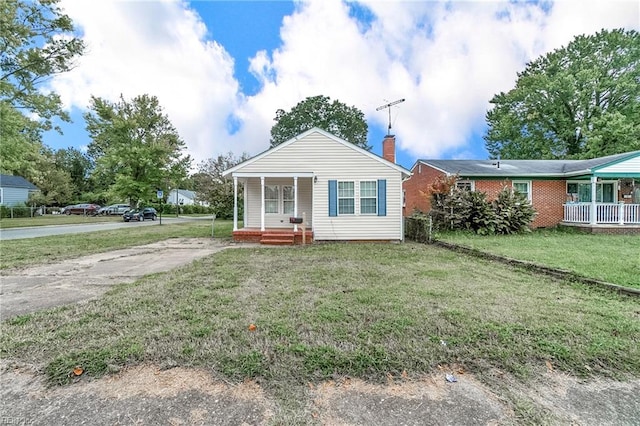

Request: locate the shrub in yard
(493, 187), (536, 234)
(463, 190), (497, 235)
(429, 185), (534, 235)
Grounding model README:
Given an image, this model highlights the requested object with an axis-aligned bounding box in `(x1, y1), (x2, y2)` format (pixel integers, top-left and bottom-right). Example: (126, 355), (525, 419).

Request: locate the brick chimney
(382, 135), (396, 163)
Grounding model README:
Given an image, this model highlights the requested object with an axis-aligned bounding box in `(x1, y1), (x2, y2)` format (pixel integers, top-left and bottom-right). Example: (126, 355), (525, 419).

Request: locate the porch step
(260, 232), (295, 245)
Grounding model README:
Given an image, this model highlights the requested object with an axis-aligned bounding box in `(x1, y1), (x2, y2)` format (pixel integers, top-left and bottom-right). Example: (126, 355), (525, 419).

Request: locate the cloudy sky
(45, 0), (639, 169)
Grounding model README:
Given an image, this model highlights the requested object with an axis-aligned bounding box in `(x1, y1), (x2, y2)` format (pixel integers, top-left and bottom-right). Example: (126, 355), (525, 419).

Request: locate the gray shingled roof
(419, 151), (640, 177)
(0, 174), (38, 190)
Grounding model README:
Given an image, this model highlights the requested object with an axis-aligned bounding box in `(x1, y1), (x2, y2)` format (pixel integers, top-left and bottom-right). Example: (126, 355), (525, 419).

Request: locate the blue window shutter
(329, 180), (337, 217)
(378, 179), (386, 216)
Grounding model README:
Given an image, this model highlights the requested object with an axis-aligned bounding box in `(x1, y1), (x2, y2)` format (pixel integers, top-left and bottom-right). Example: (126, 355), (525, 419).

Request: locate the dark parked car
(123, 207), (157, 222)
(63, 203), (101, 216)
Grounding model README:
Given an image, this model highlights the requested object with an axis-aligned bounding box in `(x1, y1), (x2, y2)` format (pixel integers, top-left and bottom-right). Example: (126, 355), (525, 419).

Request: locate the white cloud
(51, 0), (639, 165)
(246, 0), (638, 159)
(53, 0), (240, 164)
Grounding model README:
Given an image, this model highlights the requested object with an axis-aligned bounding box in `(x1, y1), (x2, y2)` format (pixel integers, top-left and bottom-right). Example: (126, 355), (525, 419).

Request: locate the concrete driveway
(0, 238), (230, 320)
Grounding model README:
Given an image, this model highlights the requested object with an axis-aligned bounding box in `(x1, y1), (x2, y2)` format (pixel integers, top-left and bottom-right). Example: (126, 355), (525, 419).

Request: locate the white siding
(596, 156), (640, 174)
(238, 131), (405, 240)
(245, 177), (313, 228)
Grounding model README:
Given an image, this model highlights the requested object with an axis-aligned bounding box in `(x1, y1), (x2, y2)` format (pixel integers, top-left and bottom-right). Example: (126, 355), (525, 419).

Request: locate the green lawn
(0, 214), (121, 229)
(437, 229), (640, 288)
(1, 242), (639, 423)
(0, 220), (234, 270)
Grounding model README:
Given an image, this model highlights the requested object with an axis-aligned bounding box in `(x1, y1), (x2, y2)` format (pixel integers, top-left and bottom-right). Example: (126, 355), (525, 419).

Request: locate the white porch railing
(563, 203), (640, 225)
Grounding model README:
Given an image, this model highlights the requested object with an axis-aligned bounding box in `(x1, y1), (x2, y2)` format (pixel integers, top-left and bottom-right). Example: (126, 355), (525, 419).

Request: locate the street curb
(433, 240), (640, 297)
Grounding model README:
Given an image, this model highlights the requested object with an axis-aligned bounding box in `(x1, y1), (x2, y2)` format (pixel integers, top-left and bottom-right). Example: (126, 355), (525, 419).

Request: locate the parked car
(99, 204), (131, 215)
(122, 207), (157, 222)
(63, 203), (101, 216)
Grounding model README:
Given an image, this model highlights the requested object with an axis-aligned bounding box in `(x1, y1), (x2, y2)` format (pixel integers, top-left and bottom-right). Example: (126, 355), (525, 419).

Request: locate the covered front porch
(230, 172), (315, 244)
(562, 174), (640, 232)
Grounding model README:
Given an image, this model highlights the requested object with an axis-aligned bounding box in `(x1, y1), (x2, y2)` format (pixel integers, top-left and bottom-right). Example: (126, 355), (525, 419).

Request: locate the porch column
(233, 176), (238, 231)
(590, 176), (597, 225)
(619, 202), (625, 225)
(293, 176), (298, 232)
(260, 176), (265, 231)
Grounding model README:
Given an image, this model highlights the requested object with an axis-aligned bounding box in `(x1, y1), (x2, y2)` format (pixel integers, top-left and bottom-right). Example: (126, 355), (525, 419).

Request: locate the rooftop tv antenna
(376, 98), (405, 134)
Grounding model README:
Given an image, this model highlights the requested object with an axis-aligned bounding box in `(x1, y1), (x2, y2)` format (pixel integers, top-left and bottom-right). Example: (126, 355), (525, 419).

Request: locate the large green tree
(270, 95), (370, 149)
(54, 147), (94, 198)
(85, 94), (192, 206)
(485, 29), (640, 160)
(1, 0), (85, 130)
(0, 0), (85, 188)
(191, 152), (249, 219)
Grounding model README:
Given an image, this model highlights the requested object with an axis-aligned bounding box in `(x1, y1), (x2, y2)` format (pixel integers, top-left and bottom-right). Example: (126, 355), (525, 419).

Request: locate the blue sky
(45, 0), (639, 170)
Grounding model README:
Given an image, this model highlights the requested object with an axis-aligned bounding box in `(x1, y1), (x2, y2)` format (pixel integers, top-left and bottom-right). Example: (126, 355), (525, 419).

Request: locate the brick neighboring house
(403, 151), (640, 229)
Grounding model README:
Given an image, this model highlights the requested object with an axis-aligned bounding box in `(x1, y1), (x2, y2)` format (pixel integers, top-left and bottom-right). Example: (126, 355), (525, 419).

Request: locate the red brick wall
(402, 163), (446, 216)
(531, 180), (566, 227)
(403, 167), (568, 228)
(476, 179), (566, 228)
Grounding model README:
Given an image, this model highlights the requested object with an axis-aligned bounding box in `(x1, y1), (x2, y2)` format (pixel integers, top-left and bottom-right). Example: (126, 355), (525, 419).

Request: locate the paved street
(0, 216), (212, 241)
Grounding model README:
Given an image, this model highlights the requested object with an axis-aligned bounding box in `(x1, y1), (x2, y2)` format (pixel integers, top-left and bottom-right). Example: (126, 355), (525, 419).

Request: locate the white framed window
(265, 185), (279, 214)
(512, 181), (531, 202)
(338, 181), (355, 215)
(283, 185), (294, 215)
(456, 180), (474, 191)
(360, 180), (377, 214)
(0, 188), (3, 205)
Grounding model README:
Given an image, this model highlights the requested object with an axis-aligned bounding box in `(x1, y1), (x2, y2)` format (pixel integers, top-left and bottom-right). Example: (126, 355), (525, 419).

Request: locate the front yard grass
(2, 243), (639, 397)
(437, 228), (640, 288)
(0, 220), (234, 270)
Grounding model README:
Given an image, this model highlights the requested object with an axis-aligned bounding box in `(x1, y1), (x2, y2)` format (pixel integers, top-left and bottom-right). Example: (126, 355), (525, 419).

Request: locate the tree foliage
(85, 94), (192, 206)
(270, 95), (369, 149)
(54, 147), (94, 198)
(0, 0), (85, 187)
(1, 0), (85, 130)
(192, 152), (249, 219)
(485, 28), (640, 159)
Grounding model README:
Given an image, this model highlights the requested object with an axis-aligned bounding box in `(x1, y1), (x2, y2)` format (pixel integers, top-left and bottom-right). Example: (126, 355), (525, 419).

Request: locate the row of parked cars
(60, 203), (158, 222)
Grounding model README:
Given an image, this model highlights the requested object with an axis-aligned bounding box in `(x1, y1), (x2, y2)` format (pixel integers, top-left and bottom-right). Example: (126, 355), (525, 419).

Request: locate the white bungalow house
(222, 128), (411, 244)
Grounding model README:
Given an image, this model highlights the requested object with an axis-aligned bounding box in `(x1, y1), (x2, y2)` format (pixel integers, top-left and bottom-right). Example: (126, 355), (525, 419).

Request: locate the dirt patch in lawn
(2, 361), (639, 425)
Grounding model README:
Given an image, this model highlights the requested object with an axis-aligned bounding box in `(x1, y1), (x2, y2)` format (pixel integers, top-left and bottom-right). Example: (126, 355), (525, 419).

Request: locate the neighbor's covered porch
(230, 172), (315, 244)
(562, 175), (640, 228)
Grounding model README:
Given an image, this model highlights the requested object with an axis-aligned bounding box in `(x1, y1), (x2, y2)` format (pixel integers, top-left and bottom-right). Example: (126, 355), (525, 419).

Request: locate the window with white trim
(512, 181), (531, 202)
(360, 181), (377, 214)
(265, 185), (279, 213)
(456, 180), (474, 191)
(338, 181), (355, 215)
(283, 185), (294, 214)
(0, 188), (3, 205)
